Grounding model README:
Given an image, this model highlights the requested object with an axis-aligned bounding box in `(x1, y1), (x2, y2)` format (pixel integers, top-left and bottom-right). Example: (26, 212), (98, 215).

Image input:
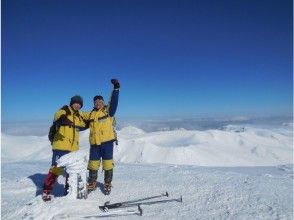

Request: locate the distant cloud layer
(1, 116), (292, 136)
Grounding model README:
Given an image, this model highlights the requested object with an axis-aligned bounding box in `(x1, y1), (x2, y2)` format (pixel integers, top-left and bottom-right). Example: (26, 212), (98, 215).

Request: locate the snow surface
(1, 123), (293, 219)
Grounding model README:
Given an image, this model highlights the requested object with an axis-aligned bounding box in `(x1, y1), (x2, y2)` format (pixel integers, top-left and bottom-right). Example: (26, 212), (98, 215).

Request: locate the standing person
(42, 95), (86, 201)
(83, 79), (120, 195)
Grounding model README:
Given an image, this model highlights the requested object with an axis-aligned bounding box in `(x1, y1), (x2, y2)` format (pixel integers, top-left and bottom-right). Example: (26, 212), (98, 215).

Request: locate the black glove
(58, 114), (74, 126)
(111, 79), (120, 89)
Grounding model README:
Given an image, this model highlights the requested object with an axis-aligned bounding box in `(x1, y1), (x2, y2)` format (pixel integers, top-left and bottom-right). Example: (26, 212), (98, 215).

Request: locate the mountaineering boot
(88, 181), (97, 191)
(87, 170), (98, 192)
(42, 189), (52, 202)
(104, 182), (112, 195)
(104, 169), (113, 195)
(42, 171), (58, 201)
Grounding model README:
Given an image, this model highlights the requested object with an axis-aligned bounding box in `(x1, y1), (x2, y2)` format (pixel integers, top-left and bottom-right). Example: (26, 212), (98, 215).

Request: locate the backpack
(48, 105), (71, 144)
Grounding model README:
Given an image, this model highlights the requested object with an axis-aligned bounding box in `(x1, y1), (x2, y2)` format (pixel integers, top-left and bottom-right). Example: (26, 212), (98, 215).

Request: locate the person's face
(94, 99), (104, 109)
(71, 103), (81, 111)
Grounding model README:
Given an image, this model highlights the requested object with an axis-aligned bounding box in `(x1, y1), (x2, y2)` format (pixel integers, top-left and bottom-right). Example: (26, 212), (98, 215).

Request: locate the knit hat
(93, 95), (104, 102)
(70, 95), (83, 108)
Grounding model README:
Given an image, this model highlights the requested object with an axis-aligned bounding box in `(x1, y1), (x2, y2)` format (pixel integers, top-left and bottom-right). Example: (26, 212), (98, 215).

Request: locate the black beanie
(70, 95), (83, 108)
(93, 95), (104, 102)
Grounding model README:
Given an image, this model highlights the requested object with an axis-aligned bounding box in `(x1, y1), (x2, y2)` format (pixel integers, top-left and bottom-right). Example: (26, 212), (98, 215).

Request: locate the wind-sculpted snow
(57, 151), (88, 199)
(116, 125), (293, 166)
(1, 124), (293, 219)
(2, 124), (293, 166)
(2, 162), (293, 219)
(1, 134), (51, 162)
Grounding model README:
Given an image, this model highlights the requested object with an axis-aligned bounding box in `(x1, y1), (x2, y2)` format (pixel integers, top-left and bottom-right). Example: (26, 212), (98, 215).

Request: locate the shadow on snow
(28, 173), (66, 197)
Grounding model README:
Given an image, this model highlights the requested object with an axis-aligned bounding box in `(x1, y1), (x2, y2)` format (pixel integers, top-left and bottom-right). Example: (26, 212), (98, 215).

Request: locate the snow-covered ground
(1, 122), (293, 219)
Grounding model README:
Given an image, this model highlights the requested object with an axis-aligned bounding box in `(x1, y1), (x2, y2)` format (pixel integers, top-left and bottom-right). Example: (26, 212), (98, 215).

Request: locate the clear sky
(2, 0), (293, 121)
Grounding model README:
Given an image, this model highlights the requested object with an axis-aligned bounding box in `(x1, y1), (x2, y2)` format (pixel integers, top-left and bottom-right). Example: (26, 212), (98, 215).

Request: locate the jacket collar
(69, 106), (79, 114)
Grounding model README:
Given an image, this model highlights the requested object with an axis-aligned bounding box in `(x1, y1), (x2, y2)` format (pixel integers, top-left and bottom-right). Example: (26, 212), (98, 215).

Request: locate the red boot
(42, 171), (57, 201)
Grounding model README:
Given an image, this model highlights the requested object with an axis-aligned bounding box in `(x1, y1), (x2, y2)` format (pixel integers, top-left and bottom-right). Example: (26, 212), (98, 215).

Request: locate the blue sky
(2, 0), (293, 122)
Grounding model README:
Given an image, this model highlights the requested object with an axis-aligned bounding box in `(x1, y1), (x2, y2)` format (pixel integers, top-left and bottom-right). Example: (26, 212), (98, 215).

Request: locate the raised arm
(108, 79), (120, 117)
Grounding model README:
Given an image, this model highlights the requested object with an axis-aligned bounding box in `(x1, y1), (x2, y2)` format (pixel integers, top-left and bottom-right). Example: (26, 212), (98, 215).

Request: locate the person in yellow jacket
(82, 79), (120, 195)
(42, 95), (86, 201)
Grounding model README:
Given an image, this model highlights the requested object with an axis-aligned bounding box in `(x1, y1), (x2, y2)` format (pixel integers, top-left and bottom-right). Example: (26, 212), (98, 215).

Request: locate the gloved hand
(58, 114), (74, 126)
(111, 79), (120, 89)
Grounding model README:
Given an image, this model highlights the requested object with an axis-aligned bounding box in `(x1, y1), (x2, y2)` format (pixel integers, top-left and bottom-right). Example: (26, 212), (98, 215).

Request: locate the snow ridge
(2, 125), (293, 167)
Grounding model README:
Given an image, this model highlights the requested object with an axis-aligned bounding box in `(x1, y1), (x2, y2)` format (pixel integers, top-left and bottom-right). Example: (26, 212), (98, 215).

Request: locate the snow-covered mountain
(2, 124), (293, 166)
(1, 123), (293, 219)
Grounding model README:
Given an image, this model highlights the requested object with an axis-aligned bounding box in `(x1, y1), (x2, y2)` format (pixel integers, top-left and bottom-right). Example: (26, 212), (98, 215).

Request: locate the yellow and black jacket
(81, 89), (119, 146)
(51, 105), (86, 152)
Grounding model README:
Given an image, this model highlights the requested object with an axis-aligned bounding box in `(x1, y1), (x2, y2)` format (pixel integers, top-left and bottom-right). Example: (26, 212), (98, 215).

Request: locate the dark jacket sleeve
(109, 89), (119, 117)
(54, 110), (72, 127)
